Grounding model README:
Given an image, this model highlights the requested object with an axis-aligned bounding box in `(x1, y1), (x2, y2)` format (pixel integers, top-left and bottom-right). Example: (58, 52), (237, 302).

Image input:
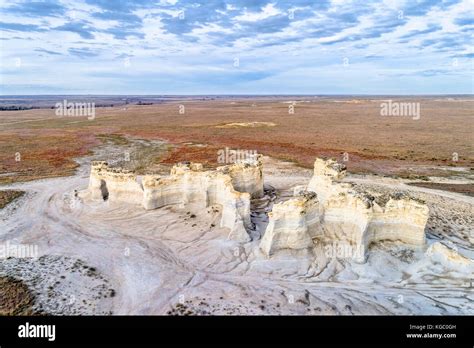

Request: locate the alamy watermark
(55, 99), (95, 120)
(18, 322), (55, 342)
(217, 147), (258, 165)
(0, 241), (39, 258)
(380, 100), (420, 120)
(324, 242), (364, 260)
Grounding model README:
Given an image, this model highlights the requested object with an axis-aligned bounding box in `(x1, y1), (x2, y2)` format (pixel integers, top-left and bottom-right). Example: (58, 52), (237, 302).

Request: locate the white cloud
(234, 3), (281, 22)
(0, 0), (471, 94)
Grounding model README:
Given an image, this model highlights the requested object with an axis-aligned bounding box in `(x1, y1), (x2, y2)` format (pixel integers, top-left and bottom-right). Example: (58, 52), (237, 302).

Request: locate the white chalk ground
(1, 144), (473, 315)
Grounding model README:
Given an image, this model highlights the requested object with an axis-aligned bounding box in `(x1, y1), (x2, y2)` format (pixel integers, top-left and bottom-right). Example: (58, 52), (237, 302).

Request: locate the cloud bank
(0, 0), (472, 94)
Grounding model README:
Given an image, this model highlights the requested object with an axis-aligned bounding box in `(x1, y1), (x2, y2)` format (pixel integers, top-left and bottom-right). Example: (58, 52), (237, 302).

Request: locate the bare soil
(407, 182), (474, 196)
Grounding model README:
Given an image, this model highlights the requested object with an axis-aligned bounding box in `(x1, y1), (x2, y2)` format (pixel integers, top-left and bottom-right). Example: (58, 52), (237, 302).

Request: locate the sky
(0, 0), (473, 95)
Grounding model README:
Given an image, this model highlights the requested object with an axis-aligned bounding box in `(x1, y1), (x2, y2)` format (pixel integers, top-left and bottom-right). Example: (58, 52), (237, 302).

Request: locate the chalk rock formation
(426, 242), (474, 271)
(88, 161), (143, 204)
(217, 155), (264, 198)
(142, 162), (251, 242)
(85, 156), (264, 243)
(307, 158), (348, 203)
(88, 155), (429, 261)
(403, 242), (474, 286)
(260, 158), (429, 261)
(260, 192), (323, 256)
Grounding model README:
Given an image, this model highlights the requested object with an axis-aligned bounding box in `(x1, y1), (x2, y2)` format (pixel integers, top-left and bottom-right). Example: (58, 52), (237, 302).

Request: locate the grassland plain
(0, 97), (472, 186)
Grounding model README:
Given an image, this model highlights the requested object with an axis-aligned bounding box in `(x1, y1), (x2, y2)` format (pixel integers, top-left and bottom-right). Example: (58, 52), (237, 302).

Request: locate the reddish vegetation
(0, 130), (99, 184)
(0, 98), (472, 184)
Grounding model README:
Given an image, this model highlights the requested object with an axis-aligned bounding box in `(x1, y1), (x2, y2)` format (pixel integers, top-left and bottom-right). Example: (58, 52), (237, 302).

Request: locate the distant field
(0, 96), (473, 184)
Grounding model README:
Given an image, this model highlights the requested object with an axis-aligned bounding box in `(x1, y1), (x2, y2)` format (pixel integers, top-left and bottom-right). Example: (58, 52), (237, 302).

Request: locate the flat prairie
(0, 97), (472, 183)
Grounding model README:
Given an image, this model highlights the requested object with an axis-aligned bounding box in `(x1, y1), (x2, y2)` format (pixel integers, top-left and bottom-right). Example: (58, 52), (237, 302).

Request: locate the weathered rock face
(367, 193), (429, 246)
(89, 161), (143, 205)
(321, 189), (428, 262)
(260, 192), (323, 256)
(142, 163), (251, 242)
(425, 242), (474, 271)
(217, 155), (264, 198)
(85, 157), (264, 243)
(260, 158), (429, 261)
(307, 158), (347, 203)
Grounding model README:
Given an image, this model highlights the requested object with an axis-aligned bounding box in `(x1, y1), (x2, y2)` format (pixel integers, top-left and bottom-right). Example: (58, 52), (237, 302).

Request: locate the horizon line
(1, 93), (473, 97)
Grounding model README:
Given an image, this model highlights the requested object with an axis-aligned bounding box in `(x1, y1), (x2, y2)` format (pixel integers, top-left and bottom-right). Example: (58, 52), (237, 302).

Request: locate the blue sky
(0, 0), (472, 94)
